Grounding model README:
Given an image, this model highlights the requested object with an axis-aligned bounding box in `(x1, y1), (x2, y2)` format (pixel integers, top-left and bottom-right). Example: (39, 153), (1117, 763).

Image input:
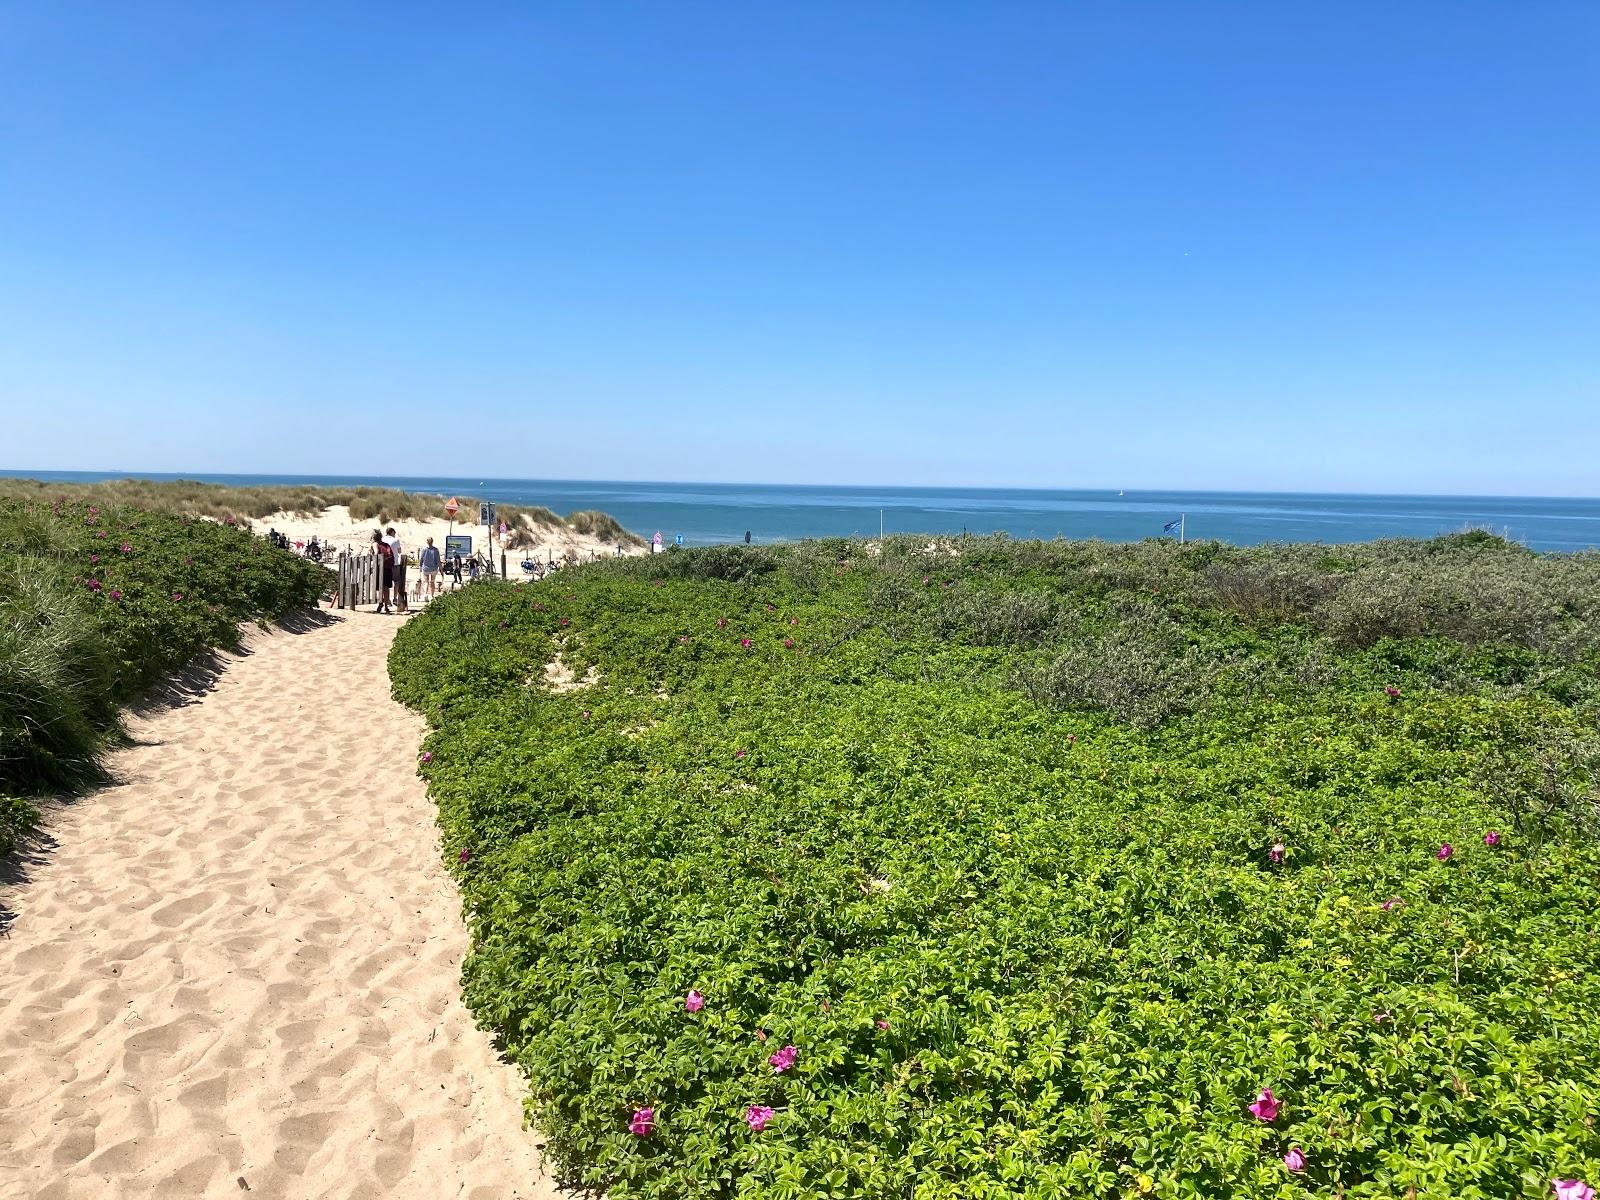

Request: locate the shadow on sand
(0, 606), (344, 935)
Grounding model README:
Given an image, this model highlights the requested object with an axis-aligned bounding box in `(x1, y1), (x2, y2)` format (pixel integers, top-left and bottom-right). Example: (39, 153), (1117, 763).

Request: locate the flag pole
(1180, 513), (1186, 544)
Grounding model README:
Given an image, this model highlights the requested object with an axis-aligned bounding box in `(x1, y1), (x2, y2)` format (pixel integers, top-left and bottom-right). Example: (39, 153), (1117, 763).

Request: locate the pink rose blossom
(1437, 843), (1453, 861)
(560, 617), (570, 626)
(768, 1044), (798, 1073)
(629, 1107), (654, 1137)
(89, 553), (98, 564)
(86, 579), (102, 592)
(745, 1105), (774, 1132)
(717, 617), (728, 628)
(684, 990), (704, 1013)
(458, 848), (472, 864)
(1484, 831), (1501, 847)
(120, 542), (131, 553)
(173, 592), (183, 602)
(876, 1018), (891, 1030)
(421, 751), (433, 763)
(1268, 842), (1285, 865)
(1284, 1148), (1307, 1173)
(1247, 1088), (1280, 1122)
(734, 749), (746, 759)
(783, 638), (794, 649)
(109, 589), (122, 602)
(1385, 684), (1401, 698)
(1553, 1182), (1595, 1200)
(790, 616), (799, 625)
(739, 638), (752, 649)
(96, 530), (107, 538)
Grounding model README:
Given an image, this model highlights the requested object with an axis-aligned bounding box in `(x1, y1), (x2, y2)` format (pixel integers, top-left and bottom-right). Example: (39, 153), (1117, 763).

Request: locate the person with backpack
(372, 529), (394, 614)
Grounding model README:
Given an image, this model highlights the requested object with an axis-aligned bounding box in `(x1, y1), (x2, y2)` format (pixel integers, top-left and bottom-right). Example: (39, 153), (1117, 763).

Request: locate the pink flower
(109, 589), (122, 602)
(96, 530), (107, 538)
(922, 576), (930, 585)
(783, 638), (794, 649)
(740, 638), (752, 649)
(1553, 1182), (1595, 1200)
(1268, 842), (1285, 865)
(734, 749), (746, 759)
(580, 710), (590, 721)
(1437, 843), (1453, 861)
(768, 1044), (798, 1073)
(120, 542), (131, 553)
(86, 578), (102, 591)
(876, 1018), (890, 1030)
(421, 751), (433, 763)
(173, 592), (183, 602)
(717, 617), (728, 629)
(684, 989), (704, 1013)
(1484, 831), (1501, 847)
(790, 617), (799, 625)
(1284, 1148), (1307, 1173)
(629, 1107), (654, 1137)
(1247, 1088), (1280, 1122)
(745, 1105), (775, 1132)
(458, 848), (472, 864)
(1381, 897), (1405, 911)
(679, 635), (690, 643)
(1385, 685), (1401, 698)
(560, 617), (570, 626)
(89, 553), (99, 564)
(534, 602), (545, 611)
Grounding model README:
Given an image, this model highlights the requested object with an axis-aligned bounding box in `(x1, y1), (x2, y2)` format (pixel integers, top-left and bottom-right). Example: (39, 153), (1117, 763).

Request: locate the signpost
(446, 534), (472, 562)
(441, 492), (460, 560)
(652, 531), (663, 554)
(674, 533), (683, 546)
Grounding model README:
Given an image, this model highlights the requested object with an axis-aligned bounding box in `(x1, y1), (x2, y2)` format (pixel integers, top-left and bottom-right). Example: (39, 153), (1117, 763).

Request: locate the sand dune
(0, 612), (557, 1199)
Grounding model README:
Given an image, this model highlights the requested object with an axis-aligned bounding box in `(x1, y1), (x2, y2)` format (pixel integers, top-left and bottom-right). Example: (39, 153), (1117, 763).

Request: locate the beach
(0, 612), (557, 1200)
(255, 503), (645, 565)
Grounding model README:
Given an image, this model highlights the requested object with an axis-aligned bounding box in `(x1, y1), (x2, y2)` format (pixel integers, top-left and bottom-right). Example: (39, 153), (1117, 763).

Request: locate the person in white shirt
(384, 527), (407, 613)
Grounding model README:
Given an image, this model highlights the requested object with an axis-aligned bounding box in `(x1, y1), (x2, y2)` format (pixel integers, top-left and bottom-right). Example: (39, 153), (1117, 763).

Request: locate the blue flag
(1163, 518), (1181, 533)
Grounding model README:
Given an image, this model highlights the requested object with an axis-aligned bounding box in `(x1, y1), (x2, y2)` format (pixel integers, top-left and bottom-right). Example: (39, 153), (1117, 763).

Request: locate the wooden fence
(336, 550), (384, 609)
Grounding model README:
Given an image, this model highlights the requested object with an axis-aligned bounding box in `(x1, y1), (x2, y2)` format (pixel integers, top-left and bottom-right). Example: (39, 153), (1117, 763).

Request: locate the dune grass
(0, 498), (329, 854)
(0, 478), (644, 545)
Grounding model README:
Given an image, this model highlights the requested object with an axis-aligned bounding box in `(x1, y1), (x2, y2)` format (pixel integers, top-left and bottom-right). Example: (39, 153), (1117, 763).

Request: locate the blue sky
(1, 3), (1596, 494)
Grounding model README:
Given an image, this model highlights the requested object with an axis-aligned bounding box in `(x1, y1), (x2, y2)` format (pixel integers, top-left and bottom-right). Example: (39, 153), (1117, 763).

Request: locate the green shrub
(0, 499), (329, 843)
(393, 536), (1600, 1198)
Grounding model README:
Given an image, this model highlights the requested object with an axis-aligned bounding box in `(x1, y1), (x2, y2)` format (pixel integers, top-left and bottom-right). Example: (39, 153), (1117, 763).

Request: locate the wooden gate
(336, 550), (383, 609)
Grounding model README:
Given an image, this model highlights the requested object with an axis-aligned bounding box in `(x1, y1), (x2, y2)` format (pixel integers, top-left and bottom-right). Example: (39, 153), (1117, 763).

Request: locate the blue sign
(445, 534), (473, 561)
(674, 533), (684, 545)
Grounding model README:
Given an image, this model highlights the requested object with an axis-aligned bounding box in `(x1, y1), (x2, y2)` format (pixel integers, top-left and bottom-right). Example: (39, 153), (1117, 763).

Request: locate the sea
(8, 471), (1600, 553)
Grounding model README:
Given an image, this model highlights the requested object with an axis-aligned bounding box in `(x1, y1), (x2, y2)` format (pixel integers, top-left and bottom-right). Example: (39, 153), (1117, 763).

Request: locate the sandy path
(0, 611), (558, 1200)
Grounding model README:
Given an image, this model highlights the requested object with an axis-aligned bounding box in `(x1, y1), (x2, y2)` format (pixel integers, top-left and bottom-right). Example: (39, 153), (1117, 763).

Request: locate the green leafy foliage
(392, 534), (1600, 1198)
(0, 499), (328, 852)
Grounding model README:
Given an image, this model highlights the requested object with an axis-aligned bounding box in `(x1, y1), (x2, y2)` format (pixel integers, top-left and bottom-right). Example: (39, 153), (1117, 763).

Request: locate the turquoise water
(9, 471), (1600, 552)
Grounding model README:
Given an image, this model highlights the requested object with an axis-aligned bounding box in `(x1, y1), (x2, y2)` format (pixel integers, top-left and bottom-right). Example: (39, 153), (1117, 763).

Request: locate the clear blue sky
(2, 3), (1595, 494)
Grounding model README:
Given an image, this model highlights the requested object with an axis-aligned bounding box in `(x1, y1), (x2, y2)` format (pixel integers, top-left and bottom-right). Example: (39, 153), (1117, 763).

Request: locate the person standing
(384, 526), (407, 613)
(420, 536), (442, 601)
(372, 529), (394, 614)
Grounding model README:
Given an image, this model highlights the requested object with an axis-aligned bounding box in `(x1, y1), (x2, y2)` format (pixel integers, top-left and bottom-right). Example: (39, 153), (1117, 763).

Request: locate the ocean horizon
(7, 469), (1600, 553)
